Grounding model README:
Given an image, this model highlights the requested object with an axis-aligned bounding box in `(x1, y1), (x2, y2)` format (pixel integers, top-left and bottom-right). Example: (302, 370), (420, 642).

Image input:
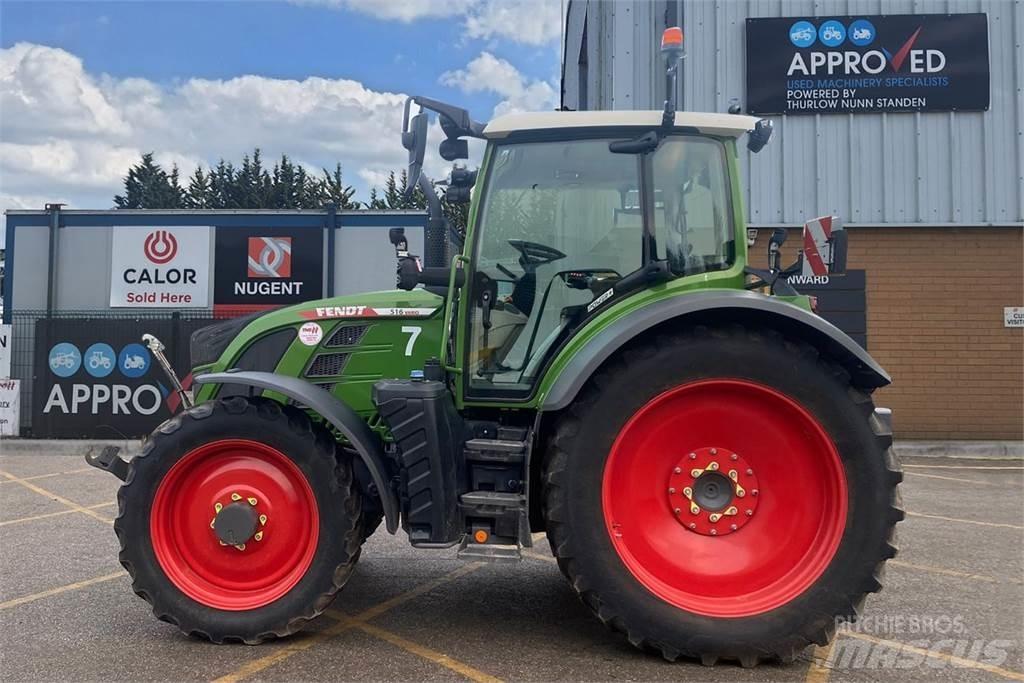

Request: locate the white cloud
(440, 52), (557, 117)
(298, 0), (476, 22)
(0, 42), (461, 210)
(294, 0), (562, 46)
(463, 0), (563, 47)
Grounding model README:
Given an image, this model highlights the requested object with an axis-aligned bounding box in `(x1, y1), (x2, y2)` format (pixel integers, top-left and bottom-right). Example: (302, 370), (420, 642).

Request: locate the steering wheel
(507, 239), (567, 268)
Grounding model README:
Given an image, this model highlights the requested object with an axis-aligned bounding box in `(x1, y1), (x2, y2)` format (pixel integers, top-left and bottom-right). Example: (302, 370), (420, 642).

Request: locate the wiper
(609, 131), (660, 155)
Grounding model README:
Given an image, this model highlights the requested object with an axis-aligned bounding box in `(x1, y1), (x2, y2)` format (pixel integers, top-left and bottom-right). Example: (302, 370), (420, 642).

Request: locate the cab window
(467, 138), (642, 394)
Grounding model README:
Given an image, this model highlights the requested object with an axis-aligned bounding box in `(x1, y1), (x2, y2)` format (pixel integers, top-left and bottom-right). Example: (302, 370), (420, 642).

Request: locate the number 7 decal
(401, 326), (422, 357)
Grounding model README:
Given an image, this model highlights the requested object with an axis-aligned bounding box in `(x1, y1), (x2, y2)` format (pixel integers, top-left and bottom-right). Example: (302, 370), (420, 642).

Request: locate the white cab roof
(484, 110), (761, 139)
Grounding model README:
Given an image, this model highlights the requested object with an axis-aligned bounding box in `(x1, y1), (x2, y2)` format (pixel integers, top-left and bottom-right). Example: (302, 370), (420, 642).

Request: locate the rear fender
(194, 371), (399, 534)
(540, 289), (890, 411)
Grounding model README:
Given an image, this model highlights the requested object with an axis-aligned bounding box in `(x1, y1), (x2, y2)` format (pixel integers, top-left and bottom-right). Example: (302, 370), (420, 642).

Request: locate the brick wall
(749, 227), (1023, 440)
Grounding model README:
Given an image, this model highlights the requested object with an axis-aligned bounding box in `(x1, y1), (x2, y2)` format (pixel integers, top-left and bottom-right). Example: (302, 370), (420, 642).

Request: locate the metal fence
(8, 308), (256, 435)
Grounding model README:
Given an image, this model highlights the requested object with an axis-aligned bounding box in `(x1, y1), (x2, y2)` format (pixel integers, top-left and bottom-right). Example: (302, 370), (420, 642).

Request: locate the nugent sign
(214, 227), (323, 311)
(110, 227), (211, 307)
(745, 14), (990, 115)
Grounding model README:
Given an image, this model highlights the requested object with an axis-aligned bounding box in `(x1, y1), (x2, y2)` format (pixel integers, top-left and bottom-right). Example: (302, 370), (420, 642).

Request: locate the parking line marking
(804, 642), (836, 683)
(331, 614), (503, 683)
(889, 559), (1021, 585)
(0, 501), (117, 528)
(350, 563), (483, 623)
(903, 465), (1023, 470)
(905, 510), (1024, 530)
(0, 571), (125, 610)
(0, 467), (96, 485)
(212, 563), (484, 683)
(904, 471), (1011, 486)
(0, 469), (114, 525)
(840, 631), (1024, 681)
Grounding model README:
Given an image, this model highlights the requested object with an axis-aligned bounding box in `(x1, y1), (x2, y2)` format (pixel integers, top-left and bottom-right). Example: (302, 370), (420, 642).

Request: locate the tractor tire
(542, 325), (902, 666)
(115, 396), (363, 644)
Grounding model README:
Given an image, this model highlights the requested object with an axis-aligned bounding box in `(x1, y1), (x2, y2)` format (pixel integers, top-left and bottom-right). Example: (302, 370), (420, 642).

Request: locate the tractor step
(457, 490), (530, 562)
(463, 438), (526, 463)
(460, 491), (524, 508)
(456, 539), (522, 563)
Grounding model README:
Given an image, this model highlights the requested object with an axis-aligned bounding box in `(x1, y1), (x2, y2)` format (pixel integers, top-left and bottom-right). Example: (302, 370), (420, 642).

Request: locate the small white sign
(0, 378), (20, 437)
(0, 324), (10, 378)
(298, 322), (323, 346)
(110, 227), (211, 307)
(1005, 307), (1024, 328)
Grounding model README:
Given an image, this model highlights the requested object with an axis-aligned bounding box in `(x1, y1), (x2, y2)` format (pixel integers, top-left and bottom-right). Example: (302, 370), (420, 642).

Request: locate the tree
(319, 163), (358, 209)
(185, 166), (213, 208)
(114, 153), (184, 209)
(114, 151), (469, 238)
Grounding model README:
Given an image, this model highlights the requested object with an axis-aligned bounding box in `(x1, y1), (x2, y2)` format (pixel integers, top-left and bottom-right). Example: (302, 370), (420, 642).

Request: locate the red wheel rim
(150, 440), (319, 611)
(602, 380), (847, 617)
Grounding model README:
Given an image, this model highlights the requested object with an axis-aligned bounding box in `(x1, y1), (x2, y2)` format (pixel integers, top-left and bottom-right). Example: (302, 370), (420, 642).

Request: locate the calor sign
(110, 226), (211, 307)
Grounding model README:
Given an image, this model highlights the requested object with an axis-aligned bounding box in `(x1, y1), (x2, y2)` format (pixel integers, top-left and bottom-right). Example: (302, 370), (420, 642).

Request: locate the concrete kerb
(1, 438), (1022, 459)
(0, 439), (144, 459)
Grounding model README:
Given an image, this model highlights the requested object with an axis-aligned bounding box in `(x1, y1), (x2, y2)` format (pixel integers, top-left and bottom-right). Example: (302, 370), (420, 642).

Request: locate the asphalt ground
(0, 451), (1021, 683)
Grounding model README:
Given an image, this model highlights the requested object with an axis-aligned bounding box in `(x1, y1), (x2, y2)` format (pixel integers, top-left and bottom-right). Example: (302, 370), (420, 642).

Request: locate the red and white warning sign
(802, 215), (844, 277)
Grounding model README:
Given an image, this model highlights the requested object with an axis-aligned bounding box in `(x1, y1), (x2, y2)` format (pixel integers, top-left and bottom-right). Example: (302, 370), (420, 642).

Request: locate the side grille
(306, 353), (349, 378)
(326, 324), (370, 347)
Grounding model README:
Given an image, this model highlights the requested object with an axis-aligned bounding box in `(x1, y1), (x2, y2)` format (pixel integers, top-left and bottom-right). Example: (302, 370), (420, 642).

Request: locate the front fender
(539, 289), (890, 411)
(194, 371), (399, 534)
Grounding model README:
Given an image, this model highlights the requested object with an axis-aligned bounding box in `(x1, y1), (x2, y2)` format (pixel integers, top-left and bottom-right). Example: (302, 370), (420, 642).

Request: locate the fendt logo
(247, 237), (292, 278)
(143, 230), (178, 264)
(786, 20), (945, 76)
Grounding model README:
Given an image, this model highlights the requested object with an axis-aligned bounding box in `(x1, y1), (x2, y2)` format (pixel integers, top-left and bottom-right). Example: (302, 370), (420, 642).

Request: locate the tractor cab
(386, 29), (788, 402)
(395, 103), (771, 399)
(466, 112), (754, 395)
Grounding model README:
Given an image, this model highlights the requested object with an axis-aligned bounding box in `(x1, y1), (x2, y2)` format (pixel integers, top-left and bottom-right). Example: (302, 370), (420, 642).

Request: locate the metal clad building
(563, 0), (1022, 227)
(563, 0), (1023, 440)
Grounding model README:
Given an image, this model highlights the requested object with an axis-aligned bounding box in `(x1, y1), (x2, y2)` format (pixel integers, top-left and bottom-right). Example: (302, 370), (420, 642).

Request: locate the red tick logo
(883, 27), (922, 72)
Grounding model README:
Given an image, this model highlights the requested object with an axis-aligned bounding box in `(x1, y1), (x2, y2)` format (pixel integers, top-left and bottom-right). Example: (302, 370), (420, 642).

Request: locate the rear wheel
(116, 396), (362, 643)
(543, 326), (902, 665)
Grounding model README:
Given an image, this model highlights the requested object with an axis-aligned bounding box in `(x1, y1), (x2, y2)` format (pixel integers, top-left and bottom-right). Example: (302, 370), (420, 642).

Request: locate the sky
(0, 0), (564, 225)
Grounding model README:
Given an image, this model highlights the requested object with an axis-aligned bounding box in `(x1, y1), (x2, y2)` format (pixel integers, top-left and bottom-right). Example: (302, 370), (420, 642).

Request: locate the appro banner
(31, 319), (190, 438)
(745, 14), (990, 115)
(213, 227), (323, 311)
(110, 226), (211, 307)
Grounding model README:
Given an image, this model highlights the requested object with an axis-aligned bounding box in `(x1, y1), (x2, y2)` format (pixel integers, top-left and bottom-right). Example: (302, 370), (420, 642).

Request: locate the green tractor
(87, 31), (902, 666)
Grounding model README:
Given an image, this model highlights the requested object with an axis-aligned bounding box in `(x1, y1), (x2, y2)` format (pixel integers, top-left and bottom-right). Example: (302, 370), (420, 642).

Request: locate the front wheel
(543, 326), (903, 665)
(115, 396), (363, 643)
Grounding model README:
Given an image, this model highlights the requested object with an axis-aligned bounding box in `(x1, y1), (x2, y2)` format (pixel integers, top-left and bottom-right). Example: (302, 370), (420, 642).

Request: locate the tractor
(87, 29), (902, 666)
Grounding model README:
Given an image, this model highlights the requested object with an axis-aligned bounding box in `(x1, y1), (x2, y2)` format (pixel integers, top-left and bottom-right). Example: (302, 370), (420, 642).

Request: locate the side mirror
(801, 216), (847, 277)
(402, 99), (429, 198)
(397, 256), (421, 291)
(747, 119), (773, 153)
